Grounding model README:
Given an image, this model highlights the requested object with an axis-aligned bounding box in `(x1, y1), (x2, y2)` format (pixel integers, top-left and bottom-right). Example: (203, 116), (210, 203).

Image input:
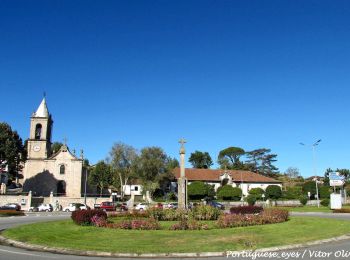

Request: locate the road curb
(1, 233), (350, 258)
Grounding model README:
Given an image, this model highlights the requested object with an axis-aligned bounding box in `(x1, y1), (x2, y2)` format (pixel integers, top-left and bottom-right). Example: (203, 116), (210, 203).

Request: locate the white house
(172, 168), (282, 196)
(122, 184), (143, 196)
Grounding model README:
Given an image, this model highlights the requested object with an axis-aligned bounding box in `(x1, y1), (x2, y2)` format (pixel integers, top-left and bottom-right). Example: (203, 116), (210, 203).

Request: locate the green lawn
(276, 205), (350, 213)
(3, 217), (350, 253)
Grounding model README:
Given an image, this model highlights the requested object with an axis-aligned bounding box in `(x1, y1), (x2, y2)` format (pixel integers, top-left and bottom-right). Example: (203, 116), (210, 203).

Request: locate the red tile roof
(173, 168), (281, 183)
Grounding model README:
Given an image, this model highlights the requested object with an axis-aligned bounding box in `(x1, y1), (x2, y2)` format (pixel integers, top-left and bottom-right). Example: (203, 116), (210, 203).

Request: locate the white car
(134, 203), (148, 211)
(38, 204), (53, 212)
(63, 203), (89, 212)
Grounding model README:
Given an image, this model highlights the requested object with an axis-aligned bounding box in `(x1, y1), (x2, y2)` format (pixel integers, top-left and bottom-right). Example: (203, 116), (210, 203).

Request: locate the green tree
(282, 186), (302, 199)
(51, 142), (63, 153)
(108, 142), (139, 199)
(0, 122), (26, 180)
(217, 186), (242, 201)
(285, 167), (300, 179)
(245, 148), (269, 172)
(218, 147), (245, 170)
(187, 181), (215, 200)
(245, 148), (279, 176)
(265, 185), (282, 200)
(136, 146), (172, 199)
(88, 161), (112, 197)
(302, 181), (317, 198)
(248, 187), (265, 200)
(137, 147), (168, 182)
(188, 151), (213, 169)
(319, 186), (330, 199)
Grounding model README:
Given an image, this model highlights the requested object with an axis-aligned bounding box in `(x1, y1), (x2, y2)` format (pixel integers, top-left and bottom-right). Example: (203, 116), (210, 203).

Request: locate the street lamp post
(300, 139), (321, 208)
(81, 150), (88, 206)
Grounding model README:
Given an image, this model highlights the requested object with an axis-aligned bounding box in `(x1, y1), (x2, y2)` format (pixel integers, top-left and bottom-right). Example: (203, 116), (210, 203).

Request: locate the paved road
(0, 212), (349, 260)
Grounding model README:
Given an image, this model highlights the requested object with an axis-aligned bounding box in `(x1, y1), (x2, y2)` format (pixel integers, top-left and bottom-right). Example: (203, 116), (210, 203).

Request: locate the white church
(22, 98), (85, 197)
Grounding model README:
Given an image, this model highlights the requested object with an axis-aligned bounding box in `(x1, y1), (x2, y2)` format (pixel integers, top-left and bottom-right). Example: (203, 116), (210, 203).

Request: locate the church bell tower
(27, 97), (53, 159)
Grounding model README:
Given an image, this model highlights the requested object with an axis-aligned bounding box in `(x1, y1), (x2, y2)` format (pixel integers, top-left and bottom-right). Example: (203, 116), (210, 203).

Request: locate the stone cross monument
(178, 138), (187, 209)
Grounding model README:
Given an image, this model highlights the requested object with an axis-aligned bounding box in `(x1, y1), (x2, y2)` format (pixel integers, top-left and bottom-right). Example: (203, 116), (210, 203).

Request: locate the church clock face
(33, 145), (41, 152)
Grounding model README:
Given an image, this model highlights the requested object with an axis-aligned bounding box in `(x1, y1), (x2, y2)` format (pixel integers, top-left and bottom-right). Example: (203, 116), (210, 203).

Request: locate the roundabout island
(1, 207), (350, 258)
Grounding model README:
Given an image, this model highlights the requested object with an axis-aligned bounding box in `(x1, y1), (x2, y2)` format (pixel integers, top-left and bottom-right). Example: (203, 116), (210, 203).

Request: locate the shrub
(299, 195), (308, 206)
(217, 186), (242, 201)
(282, 186), (302, 199)
(265, 185), (282, 200)
(302, 181), (317, 198)
(166, 192), (177, 201)
(153, 188), (165, 199)
(146, 207), (164, 221)
(189, 205), (221, 220)
(246, 195), (257, 206)
(113, 218), (160, 230)
(71, 210), (107, 226)
(170, 219), (209, 230)
(320, 198), (330, 207)
(229, 205), (263, 215)
(187, 181), (215, 200)
(333, 208), (350, 213)
(108, 210), (149, 219)
(319, 186), (331, 199)
(91, 215), (108, 227)
(248, 188), (265, 200)
(217, 209), (288, 228)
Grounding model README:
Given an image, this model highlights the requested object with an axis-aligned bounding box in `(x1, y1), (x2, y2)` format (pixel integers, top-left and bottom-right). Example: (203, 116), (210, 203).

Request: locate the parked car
(115, 202), (128, 212)
(100, 201), (116, 211)
(63, 203), (89, 212)
(37, 204), (53, 212)
(134, 203), (148, 211)
(207, 200), (225, 210)
(0, 203), (21, 211)
(153, 202), (163, 209)
(164, 202), (178, 209)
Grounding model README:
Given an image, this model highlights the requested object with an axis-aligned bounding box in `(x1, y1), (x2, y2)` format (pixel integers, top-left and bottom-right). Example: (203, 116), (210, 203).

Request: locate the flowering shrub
(71, 210), (107, 226)
(229, 205), (263, 215)
(91, 215), (108, 227)
(217, 209), (288, 228)
(108, 211), (149, 219)
(112, 218), (160, 230)
(146, 207), (165, 220)
(260, 208), (289, 223)
(189, 205), (221, 220)
(170, 219), (209, 230)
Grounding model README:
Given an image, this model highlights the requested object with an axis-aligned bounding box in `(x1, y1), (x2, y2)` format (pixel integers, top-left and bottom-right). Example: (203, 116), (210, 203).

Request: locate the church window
(35, 124), (42, 140)
(134, 186), (138, 191)
(60, 165), (65, 174)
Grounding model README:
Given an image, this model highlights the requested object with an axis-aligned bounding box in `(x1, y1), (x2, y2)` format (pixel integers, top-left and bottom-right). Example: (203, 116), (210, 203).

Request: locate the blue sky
(1, 0), (350, 177)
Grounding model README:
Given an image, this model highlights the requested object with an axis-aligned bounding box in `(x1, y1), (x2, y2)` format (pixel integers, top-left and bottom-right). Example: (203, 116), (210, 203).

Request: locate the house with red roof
(172, 168), (282, 196)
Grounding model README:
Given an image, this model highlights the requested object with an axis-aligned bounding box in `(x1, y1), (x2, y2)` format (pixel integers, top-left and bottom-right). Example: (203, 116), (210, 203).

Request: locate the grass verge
(276, 205), (350, 213)
(3, 217), (350, 254)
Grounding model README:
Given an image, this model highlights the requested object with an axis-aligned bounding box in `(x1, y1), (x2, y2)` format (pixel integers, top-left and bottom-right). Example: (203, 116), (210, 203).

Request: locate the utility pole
(300, 139), (321, 208)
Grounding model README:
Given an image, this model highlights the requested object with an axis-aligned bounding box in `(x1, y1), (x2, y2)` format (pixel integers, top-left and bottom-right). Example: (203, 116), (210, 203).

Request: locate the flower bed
(229, 205), (263, 215)
(107, 218), (160, 230)
(71, 209), (107, 226)
(217, 208), (289, 228)
(71, 208), (288, 230)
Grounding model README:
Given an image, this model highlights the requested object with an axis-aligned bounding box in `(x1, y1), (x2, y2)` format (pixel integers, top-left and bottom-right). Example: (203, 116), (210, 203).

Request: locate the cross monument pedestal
(178, 138), (187, 209)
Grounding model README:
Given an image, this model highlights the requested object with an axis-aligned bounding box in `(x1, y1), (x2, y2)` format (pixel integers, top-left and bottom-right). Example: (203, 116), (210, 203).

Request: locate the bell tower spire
(27, 96), (53, 159)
